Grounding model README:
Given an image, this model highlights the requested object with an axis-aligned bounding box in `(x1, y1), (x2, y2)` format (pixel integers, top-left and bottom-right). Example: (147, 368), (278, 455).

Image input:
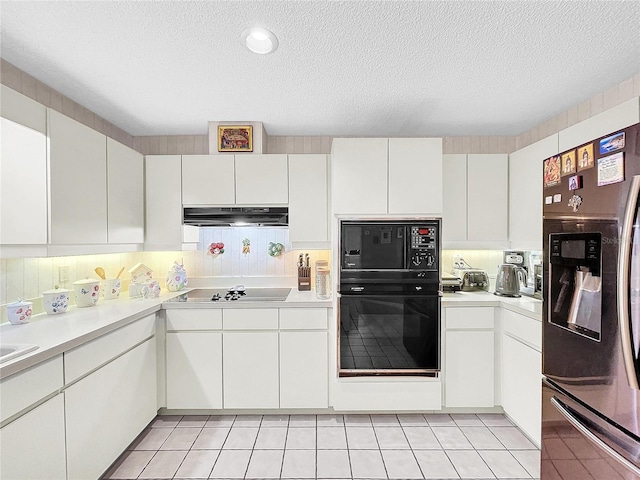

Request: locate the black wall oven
(338, 219), (441, 376)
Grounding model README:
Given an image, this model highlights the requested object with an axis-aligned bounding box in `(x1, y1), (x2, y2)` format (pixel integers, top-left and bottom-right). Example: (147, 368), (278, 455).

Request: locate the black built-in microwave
(339, 220), (441, 291)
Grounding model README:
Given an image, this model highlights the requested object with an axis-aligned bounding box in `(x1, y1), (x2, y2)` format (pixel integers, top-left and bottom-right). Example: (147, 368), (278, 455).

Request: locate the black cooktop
(166, 287), (292, 302)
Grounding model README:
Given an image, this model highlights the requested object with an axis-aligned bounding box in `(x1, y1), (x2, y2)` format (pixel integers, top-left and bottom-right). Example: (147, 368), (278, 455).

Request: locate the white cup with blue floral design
(43, 288), (70, 315)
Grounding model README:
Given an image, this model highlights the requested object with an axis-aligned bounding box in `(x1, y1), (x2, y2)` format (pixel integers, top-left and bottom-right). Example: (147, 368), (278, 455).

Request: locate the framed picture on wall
(218, 125), (253, 152)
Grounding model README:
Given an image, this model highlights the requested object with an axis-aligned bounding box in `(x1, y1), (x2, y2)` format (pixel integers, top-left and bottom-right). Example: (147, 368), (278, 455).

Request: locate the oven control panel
(410, 225), (438, 270)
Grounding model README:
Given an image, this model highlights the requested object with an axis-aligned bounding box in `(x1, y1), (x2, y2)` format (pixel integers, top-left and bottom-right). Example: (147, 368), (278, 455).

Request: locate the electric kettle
(494, 264), (525, 297)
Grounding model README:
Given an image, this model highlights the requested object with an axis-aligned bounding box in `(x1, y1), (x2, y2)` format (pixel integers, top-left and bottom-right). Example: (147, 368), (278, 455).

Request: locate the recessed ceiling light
(241, 27), (278, 55)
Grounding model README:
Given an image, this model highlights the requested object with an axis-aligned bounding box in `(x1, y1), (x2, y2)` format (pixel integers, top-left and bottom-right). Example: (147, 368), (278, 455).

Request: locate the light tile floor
(101, 413), (541, 480)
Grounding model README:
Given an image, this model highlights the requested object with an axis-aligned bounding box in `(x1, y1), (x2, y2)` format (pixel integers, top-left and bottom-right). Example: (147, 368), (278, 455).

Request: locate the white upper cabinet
(508, 134), (558, 250)
(182, 154), (235, 205)
(146, 155), (182, 248)
(235, 154), (288, 204)
(0, 117), (48, 245)
(48, 109), (108, 245)
(442, 154), (508, 248)
(468, 154), (508, 243)
(1, 87), (48, 249)
(106, 138), (144, 244)
(288, 154), (329, 245)
(331, 138), (389, 214)
(388, 138), (443, 215)
(332, 137), (442, 215)
(442, 154), (467, 244)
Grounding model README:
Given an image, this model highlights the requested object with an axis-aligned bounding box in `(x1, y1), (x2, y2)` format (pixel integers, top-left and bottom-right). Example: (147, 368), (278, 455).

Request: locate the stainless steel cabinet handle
(551, 397), (640, 476)
(618, 174), (640, 390)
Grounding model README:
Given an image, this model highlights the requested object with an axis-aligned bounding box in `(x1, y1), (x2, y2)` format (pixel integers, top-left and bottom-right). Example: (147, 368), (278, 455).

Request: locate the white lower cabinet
(280, 331), (328, 408)
(223, 331), (280, 408)
(166, 332), (223, 409)
(501, 309), (542, 446)
(65, 338), (157, 480)
(444, 307), (495, 408)
(0, 393), (66, 480)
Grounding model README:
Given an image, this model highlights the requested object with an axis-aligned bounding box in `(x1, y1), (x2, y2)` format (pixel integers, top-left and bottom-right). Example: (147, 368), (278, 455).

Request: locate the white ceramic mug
(73, 279), (100, 307)
(100, 279), (121, 300)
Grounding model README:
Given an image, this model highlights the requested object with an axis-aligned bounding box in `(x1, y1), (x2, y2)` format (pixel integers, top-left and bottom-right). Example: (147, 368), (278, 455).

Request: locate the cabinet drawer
(223, 308), (278, 330)
(166, 309), (223, 330)
(1, 355), (63, 423)
(64, 314), (155, 384)
(280, 308), (327, 330)
(445, 307), (494, 329)
(502, 309), (542, 351)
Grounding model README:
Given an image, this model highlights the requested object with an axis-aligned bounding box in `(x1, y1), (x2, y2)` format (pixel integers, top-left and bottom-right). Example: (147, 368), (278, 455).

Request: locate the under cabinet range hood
(183, 207), (288, 227)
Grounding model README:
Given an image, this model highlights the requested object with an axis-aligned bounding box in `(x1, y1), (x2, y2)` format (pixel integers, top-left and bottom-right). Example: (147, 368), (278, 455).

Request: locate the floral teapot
(165, 261), (188, 292)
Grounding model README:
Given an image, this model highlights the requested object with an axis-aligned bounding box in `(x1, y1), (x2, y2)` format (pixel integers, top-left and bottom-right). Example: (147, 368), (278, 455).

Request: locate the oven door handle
(618, 174), (640, 390)
(550, 396), (640, 476)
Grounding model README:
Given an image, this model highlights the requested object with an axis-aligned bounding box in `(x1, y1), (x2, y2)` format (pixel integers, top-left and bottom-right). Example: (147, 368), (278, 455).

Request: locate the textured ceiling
(0, 1), (639, 137)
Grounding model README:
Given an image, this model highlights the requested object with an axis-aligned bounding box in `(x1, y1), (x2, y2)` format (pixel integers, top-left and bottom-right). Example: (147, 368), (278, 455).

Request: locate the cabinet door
(145, 155), (183, 248)
(65, 338), (157, 480)
(388, 138), (443, 215)
(0, 394), (66, 480)
(502, 333), (541, 445)
(48, 109), (107, 244)
(182, 154), (235, 205)
(445, 330), (494, 407)
(107, 138), (144, 244)
(166, 332), (223, 409)
(223, 331), (279, 408)
(331, 138), (388, 214)
(288, 154), (329, 244)
(0, 118), (48, 245)
(280, 331), (328, 408)
(442, 154), (468, 244)
(509, 135), (558, 250)
(235, 154), (288, 204)
(467, 154), (508, 242)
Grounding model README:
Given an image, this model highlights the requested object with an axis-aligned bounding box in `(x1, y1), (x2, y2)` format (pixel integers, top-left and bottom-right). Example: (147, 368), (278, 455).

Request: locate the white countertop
(0, 292), (181, 379)
(442, 291), (542, 320)
(0, 288), (332, 379)
(1, 288), (538, 380)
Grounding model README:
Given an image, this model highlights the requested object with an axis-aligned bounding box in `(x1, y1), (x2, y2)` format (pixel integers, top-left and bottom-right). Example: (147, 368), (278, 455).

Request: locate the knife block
(297, 267), (311, 291)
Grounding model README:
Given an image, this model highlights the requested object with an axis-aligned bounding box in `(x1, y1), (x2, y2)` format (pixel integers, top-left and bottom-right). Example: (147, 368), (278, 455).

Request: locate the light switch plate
(58, 265), (69, 283)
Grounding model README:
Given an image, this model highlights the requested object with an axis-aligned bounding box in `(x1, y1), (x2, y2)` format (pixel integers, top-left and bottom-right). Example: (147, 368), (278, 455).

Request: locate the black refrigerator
(542, 122), (640, 479)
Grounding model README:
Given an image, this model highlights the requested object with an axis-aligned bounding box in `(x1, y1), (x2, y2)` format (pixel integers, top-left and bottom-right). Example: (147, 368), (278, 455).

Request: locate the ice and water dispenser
(548, 232), (603, 341)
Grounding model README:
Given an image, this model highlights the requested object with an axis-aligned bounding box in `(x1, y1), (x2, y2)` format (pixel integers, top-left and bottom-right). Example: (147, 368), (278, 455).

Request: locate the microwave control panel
(410, 225), (439, 270)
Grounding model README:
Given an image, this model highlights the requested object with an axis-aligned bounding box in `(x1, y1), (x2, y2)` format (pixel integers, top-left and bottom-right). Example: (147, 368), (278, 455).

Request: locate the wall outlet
(59, 265), (70, 283)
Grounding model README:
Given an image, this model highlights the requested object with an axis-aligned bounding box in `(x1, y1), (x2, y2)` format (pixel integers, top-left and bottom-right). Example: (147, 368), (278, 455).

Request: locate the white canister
(7, 299), (33, 324)
(100, 278), (122, 300)
(43, 288), (70, 314)
(165, 261), (188, 292)
(73, 279), (100, 307)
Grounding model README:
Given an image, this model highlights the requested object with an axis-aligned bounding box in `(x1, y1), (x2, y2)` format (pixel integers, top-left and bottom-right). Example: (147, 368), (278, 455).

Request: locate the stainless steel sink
(0, 344), (39, 364)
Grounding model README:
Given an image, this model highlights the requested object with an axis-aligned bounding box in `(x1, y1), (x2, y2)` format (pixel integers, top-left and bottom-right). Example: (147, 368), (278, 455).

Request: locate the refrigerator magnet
(544, 155), (561, 187)
(597, 152), (624, 186)
(568, 175), (581, 191)
(577, 143), (594, 171)
(553, 193), (562, 203)
(545, 196), (553, 205)
(599, 131), (625, 154)
(561, 150), (576, 176)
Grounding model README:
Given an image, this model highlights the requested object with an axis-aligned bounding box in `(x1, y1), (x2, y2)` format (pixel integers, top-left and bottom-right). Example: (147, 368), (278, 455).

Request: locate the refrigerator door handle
(618, 174), (640, 390)
(550, 397), (640, 476)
